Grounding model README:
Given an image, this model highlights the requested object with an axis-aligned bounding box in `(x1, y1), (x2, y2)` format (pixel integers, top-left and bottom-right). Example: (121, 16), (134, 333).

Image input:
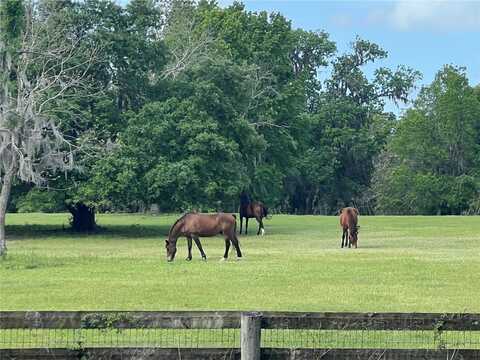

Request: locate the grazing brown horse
(165, 212), (242, 262)
(339, 207), (360, 248)
(239, 191), (269, 236)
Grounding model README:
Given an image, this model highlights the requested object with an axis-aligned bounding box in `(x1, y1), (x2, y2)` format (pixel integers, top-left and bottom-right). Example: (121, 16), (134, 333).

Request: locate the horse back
(240, 202), (257, 216)
(183, 213), (235, 236)
(339, 207), (359, 228)
(240, 199), (268, 219)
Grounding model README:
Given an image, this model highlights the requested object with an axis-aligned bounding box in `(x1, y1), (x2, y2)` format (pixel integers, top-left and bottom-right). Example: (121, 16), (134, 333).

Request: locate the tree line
(1, 0), (479, 244)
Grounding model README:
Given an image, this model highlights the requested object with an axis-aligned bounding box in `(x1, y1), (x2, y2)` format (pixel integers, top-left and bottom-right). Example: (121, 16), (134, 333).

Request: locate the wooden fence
(1, 311), (480, 359)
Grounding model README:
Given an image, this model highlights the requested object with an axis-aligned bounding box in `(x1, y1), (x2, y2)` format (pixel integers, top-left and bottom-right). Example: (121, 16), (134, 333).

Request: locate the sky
(120, 0), (480, 113)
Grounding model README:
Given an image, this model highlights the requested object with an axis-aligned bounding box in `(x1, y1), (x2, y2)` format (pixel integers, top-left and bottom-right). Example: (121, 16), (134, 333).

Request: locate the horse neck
(168, 221), (182, 243)
(240, 193), (251, 206)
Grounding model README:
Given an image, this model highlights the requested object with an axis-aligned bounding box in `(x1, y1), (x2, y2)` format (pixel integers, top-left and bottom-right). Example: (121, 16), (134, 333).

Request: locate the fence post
(241, 312), (262, 360)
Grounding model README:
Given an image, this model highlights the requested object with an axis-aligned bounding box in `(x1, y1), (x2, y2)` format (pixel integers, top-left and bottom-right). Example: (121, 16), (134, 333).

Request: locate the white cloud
(380, 1), (480, 31)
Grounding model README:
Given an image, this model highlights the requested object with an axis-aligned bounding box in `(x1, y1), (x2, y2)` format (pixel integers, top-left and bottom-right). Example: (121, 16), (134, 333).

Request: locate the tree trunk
(0, 169), (15, 256)
(68, 203), (96, 232)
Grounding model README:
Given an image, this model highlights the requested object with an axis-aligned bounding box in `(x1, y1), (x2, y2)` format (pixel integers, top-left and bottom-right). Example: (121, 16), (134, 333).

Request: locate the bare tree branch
(160, 14), (213, 80)
(0, 2), (98, 186)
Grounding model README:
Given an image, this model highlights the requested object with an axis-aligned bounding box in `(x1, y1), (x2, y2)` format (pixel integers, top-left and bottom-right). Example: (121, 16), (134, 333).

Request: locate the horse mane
(168, 213), (190, 236)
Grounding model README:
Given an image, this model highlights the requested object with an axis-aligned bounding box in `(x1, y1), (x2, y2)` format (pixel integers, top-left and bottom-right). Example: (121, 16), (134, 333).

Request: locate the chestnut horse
(165, 213), (242, 262)
(339, 207), (360, 248)
(239, 192), (269, 236)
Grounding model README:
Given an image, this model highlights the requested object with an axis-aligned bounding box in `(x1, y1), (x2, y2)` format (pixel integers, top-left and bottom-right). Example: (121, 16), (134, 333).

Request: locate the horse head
(349, 226), (359, 247)
(165, 239), (177, 262)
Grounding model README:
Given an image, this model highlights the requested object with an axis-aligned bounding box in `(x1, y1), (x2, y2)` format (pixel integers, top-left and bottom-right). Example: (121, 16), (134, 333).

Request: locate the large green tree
(43, 0), (168, 230)
(85, 0), (336, 212)
(288, 38), (420, 214)
(374, 66), (480, 214)
(193, 1), (336, 206)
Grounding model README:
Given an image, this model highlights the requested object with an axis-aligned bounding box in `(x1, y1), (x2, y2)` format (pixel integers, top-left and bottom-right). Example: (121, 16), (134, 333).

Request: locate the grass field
(1, 213), (479, 312)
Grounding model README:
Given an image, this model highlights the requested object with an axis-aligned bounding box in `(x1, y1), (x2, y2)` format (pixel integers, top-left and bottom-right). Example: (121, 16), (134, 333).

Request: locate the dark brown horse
(165, 212), (242, 262)
(339, 207), (359, 248)
(239, 191), (269, 236)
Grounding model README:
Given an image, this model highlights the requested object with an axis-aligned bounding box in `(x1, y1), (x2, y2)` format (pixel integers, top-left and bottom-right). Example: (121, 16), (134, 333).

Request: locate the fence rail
(0, 311), (240, 329)
(1, 311), (480, 359)
(3, 348), (480, 360)
(3, 311), (480, 330)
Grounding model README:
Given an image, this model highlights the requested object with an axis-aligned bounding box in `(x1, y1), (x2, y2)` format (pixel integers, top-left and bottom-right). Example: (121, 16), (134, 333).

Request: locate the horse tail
(231, 214), (237, 233)
(231, 214), (241, 242)
(263, 205), (272, 220)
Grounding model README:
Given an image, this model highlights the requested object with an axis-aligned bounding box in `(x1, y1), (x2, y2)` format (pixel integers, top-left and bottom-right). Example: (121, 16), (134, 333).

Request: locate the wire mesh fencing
(0, 328), (240, 349)
(2, 328), (480, 349)
(261, 329), (480, 349)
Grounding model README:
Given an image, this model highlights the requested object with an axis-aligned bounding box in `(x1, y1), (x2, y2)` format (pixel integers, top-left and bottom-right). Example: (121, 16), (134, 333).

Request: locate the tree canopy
(374, 66), (480, 215)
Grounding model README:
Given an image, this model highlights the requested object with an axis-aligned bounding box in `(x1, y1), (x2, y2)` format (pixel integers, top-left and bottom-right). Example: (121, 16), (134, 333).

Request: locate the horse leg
(230, 234), (242, 259)
(347, 229), (351, 248)
(193, 236), (207, 260)
(341, 229), (346, 248)
(186, 236), (193, 261)
(239, 216), (243, 234)
(222, 238), (231, 260)
(256, 217), (265, 236)
(245, 218), (249, 235)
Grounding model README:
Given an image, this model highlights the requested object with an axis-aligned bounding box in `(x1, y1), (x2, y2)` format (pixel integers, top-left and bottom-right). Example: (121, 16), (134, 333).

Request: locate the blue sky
(120, 0), (480, 112)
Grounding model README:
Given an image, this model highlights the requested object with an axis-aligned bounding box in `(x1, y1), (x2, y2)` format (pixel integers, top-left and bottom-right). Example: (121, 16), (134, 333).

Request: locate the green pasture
(1, 214), (479, 312)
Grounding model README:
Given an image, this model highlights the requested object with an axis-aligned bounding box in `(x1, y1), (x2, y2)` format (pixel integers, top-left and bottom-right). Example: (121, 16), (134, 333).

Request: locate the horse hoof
(186, 257), (192, 261)
(261, 229), (265, 236)
(220, 257), (227, 262)
(236, 257), (242, 261)
(202, 257), (207, 261)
